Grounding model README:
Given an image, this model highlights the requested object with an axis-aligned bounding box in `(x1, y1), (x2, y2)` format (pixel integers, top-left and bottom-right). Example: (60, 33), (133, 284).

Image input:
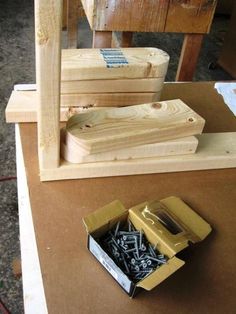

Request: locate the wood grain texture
(165, 0), (217, 34)
(121, 32), (133, 47)
(81, 0), (216, 33)
(41, 132), (236, 181)
(92, 30), (112, 48)
(35, 0), (62, 169)
(93, 0), (169, 32)
(65, 99), (205, 155)
(61, 128), (198, 163)
(176, 34), (204, 81)
(67, 0), (79, 48)
(60, 91), (161, 107)
(5, 90), (161, 123)
(80, 0), (95, 28)
(62, 0), (68, 30)
(5, 90), (110, 122)
(61, 48), (170, 81)
(61, 77), (164, 93)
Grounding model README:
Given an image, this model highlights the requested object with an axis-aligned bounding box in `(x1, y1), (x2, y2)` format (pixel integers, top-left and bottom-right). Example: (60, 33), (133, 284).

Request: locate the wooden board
(61, 130), (198, 163)
(92, 0), (169, 32)
(65, 99), (205, 155)
(81, 0), (216, 33)
(5, 90), (161, 123)
(61, 48), (170, 81)
(176, 34), (204, 81)
(41, 132), (236, 181)
(165, 0), (217, 34)
(35, 0), (62, 169)
(61, 77), (164, 94)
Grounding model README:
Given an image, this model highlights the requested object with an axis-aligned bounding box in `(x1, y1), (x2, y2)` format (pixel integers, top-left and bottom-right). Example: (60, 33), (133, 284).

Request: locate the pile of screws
(99, 220), (168, 282)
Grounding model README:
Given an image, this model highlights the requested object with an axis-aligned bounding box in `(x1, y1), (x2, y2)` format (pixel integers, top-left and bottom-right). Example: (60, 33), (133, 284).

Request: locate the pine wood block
(61, 48), (170, 81)
(65, 99), (205, 155)
(61, 128), (198, 163)
(41, 132), (236, 181)
(60, 91), (161, 107)
(61, 77), (164, 94)
(5, 90), (161, 123)
(35, 0), (62, 169)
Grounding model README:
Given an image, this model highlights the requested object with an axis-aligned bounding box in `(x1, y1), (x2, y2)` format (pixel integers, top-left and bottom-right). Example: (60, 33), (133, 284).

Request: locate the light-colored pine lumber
(61, 48), (170, 81)
(40, 132), (236, 181)
(61, 128), (198, 163)
(61, 77), (164, 94)
(35, 0), (62, 169)
(5, 90), (161, 123)
(60, 91), (161, 107)
(65, 99), (205, 155)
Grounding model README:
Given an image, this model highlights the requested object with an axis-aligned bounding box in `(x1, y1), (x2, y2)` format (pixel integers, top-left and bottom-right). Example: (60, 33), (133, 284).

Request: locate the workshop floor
(0, 0), (233, 312)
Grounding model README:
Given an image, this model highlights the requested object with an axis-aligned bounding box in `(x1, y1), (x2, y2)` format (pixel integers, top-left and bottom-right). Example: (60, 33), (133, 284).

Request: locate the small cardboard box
(83, 196), (211, 297)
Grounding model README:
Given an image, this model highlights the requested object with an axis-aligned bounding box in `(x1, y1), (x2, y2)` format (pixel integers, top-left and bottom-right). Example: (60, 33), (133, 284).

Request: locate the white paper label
(89, 236), (132, 294)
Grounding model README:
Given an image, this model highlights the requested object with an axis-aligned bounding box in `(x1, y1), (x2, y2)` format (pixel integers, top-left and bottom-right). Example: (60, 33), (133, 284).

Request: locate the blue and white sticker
(100, 49), (129, 68)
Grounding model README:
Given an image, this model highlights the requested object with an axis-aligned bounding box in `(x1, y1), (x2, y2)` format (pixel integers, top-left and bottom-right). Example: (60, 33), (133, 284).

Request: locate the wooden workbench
(18, 82), (236, 313)
(77, 0), (217, 81)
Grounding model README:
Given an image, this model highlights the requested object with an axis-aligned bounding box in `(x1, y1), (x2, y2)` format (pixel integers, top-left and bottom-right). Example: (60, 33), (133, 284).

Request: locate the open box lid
(61, 48), (170, 81)
(129, 196), (212, 258)
(83, 200), (127, 234)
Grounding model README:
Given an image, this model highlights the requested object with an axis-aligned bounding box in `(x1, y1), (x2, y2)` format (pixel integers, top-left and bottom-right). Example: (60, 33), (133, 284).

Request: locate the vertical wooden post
(92, 31), (112, 48)
(176, 33), (204, 81)
(67, 0), (79, 48)
(35, 0), (62, 169)
(62, 0), (68, 30)
(121, 32), (133, 47)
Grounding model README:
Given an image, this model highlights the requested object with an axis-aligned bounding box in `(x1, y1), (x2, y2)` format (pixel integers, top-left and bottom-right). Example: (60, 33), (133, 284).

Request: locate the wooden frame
(35, 0), (236, 182)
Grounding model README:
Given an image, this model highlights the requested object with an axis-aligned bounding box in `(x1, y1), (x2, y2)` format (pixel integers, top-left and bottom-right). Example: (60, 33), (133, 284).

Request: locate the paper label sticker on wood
(61, 48), (170, 81)
(64, 99), (205, 155)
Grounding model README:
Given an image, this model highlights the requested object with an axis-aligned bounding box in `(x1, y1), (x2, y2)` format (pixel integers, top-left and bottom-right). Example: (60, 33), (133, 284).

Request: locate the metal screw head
(141, 244), (146, 251)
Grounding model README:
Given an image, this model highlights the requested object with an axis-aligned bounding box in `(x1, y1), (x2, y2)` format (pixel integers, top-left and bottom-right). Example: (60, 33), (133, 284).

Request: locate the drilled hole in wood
(85, 124), (92, 128)
(152, 103), (162, 109)
(188, 117), (194, 122)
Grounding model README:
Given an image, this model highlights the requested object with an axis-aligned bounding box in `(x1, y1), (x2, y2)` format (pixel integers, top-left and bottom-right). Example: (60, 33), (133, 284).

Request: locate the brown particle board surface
(19, 82), (236, 313)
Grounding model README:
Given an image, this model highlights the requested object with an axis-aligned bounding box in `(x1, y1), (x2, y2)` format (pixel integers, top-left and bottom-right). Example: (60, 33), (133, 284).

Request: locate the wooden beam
(5, 90), (162, 123)
(40, 132), (236, 181)
(121, 32), (133, 47)
(35, 0), (62, 169)
(176, 34), (204, 81)
(62, 0), (68, 30)
(92, 31), (112, 48)
(61, 130), (198, 163)
(65, 99), (205, 155)
(61, 48), (170, 81)
(67, 0), (78, 48)
(61, 78), (164, 94)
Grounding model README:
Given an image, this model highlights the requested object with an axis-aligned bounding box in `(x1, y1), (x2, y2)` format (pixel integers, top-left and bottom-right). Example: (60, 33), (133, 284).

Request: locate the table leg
(121, 32), (133, 47)
(67, 0), (79, 48)
(176, 33), (204, 81)
(62, 0), (68, 30)
(92, 31), (112, 48)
